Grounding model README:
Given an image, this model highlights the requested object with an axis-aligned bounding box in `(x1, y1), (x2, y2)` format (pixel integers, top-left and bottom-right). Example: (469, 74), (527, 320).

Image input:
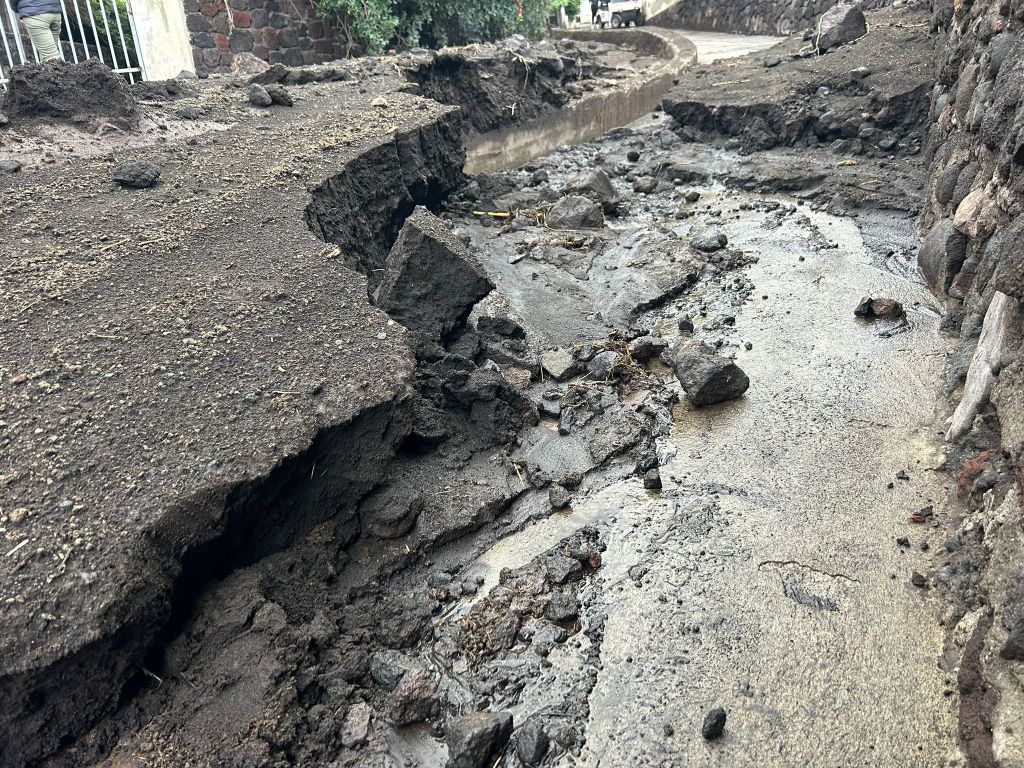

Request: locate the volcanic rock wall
(648, 0), (897, 35)
(921, 0), (1024, 468)
(919, 2), (1024, 764)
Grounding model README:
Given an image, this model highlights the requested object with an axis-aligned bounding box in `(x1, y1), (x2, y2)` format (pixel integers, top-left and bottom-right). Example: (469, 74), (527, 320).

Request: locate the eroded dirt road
(454, 148), (962, 763)
(2, 12), (971, 767)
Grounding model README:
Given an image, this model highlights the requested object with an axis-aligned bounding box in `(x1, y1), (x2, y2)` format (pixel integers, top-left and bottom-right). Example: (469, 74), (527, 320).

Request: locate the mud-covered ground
(0, 3), (995, 766)
(0, 35), (666, 172)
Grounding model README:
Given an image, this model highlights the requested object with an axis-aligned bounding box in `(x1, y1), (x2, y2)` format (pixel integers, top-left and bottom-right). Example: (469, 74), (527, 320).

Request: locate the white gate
(1, 0), (146, 86)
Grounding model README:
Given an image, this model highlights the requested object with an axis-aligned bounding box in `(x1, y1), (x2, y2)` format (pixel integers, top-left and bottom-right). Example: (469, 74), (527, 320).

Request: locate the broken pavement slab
(0, 78), (463, 765)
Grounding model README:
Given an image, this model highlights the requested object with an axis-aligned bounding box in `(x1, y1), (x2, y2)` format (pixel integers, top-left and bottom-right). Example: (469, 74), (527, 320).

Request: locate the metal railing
(1, 0), (146, 86)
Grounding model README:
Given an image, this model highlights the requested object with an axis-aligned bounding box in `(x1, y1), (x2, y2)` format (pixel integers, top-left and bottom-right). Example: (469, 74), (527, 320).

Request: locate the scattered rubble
(0, 2), (1009, 765)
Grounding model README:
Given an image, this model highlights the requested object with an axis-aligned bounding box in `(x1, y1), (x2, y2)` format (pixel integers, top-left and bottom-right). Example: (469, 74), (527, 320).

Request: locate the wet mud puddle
(439, 128), (961, 764)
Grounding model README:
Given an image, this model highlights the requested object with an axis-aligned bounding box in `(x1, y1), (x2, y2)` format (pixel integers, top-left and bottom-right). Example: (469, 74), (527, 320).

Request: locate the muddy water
(457, 183), (961, 764)
(464, 28), (779, 174)
(681, 30), (780, 63)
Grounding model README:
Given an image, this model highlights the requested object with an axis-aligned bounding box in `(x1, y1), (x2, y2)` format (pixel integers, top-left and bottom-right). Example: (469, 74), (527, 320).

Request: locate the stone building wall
(649, 0), (897, 35)
(183, 0), (342, 74)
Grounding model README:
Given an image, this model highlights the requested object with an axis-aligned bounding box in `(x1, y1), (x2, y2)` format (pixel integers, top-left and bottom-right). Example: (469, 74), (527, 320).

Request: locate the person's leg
(48, 13), (62, 57)
(23, 13), (62, 62)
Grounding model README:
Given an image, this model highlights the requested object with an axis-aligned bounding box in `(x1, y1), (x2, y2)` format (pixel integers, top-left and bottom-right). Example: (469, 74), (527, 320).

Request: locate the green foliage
(315, 0), (552, 56)
(67, 0), (138, 68)
(549, 0), (580, 21)
(316, 0), (397, 55)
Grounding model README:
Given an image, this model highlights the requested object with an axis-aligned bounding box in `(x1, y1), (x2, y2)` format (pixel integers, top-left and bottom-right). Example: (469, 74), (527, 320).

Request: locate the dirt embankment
(661, 6), (937, 156)
(649, 0), (898, 35)
(402, 34), (672, 137)
(0, 61), (465, 767)
(915, 1), (1024, 765)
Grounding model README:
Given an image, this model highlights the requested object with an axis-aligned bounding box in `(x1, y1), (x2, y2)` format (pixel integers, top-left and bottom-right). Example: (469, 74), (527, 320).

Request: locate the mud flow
(4, 2), (1021, 766)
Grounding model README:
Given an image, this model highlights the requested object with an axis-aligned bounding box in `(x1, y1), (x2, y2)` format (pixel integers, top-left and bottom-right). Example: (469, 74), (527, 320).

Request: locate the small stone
(814, 4), (867, 51)
(633, 176), (657, 194)
(549, 484), (572, 509)
(264, 83), (293, 106)
(516, 720), (550, 764)
(763, 56), (781, 68)
(1, 159), (22, 173)
(547, 195), (604, 229)
(545, 554), (583, 585)
(627, 334), (668, 362)
(562, 168), (619, 213)
(671, 341), (749, 406)
(854, 297), (873, 317)
(540, 347), (577, 381)
(9, 507), (28, 524)
(677, 317), (694, 333)
(689, 231), (728, 252)
(246, 82), (273, 106)
(663, 723), (675, 737)
(685, 190), (701, 202)
(910, 571), (927, 588)
(1000, 620), (1024, 661)
(340, 702), (373, 748)
(871, 298), (904, 318)
(386, 669), (438, 725)
(702, 707), (726, 740)
(643, 468), (662, 490)
(545, 591), (579, 622)
(587, 350), (620, 381)
(446, 711), (514, 768)
(111, 160), (160, 189)
(559, 470), (583, 489)
(626, 149), (640, 162)
(371, 96), (389, 107)
(850, 66), (871, 81)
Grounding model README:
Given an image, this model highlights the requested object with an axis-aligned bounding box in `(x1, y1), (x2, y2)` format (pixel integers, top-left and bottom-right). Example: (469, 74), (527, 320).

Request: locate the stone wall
(183, 0), (341, 74)
(918, 2), (1024, 765)
(649, 0), (896, 35)
(920, 0), (1024, 461)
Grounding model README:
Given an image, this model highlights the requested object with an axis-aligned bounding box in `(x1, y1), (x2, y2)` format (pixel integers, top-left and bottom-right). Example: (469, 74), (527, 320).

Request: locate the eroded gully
(448, 89), (962, 768)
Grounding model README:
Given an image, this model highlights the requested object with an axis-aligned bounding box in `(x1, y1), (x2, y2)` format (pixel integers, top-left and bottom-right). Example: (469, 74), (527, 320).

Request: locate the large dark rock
(112, 161), (161, 189)
(702, 706), (727, 740)
(562, 168), (619, 213)
(546, 195), (604, 229)
(515, 720), (550, 764)
(918, 218), (968, 294)
(671, 341), (749, 406)
(386, 668), (438, 725)
(1, 59), (138, 128)
(375, 207), (494, 349)
(814, 5), (867, 52)
(1000, 619), (1024, 661)
(446, 711), (514, 768)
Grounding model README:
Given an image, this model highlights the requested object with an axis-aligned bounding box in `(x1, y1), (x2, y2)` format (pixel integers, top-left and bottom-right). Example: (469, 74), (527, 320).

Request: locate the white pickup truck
(594, 0), (645, 28)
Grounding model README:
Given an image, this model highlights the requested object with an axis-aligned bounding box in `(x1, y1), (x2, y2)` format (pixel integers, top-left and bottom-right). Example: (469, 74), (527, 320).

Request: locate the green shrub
(314, 0), (551, 56)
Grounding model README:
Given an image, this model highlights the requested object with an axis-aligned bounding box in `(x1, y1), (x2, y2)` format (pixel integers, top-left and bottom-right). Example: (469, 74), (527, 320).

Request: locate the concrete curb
(464, 27), (697, 174)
